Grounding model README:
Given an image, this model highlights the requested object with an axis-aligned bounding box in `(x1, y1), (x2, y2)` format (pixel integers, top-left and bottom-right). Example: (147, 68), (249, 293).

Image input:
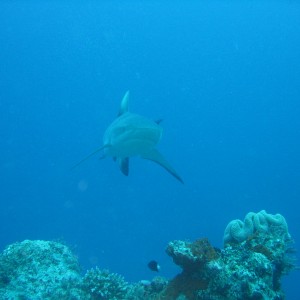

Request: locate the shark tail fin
(141, 149), (184, 184)
(71, 145), (108, 170)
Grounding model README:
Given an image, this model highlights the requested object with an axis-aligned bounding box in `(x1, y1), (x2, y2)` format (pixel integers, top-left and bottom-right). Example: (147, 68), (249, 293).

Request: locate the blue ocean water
(0, 0), (299, 298)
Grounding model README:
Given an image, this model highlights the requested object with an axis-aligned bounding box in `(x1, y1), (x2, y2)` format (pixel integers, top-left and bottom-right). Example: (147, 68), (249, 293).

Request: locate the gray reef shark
(73, 91), (183, 183)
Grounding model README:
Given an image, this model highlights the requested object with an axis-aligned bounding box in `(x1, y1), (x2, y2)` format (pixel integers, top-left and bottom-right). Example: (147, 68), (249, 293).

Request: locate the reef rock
(0, 240), (84, 299)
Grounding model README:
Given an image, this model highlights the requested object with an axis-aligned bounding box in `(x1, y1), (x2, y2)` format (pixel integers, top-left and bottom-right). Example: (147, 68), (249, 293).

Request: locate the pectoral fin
(71, 145), (108, 170)
(141, 149), (184, 184)
(118, 157), (129, 176)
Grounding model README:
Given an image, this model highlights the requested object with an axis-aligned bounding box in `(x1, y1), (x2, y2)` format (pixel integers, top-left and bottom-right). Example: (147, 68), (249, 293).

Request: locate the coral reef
(0, 239), (166, 300)
(126, 277), (168, 299)
(0, 210), (296, 299)
(166, 238), (220, 272)
(0, 240), (85, 299)
(159, 211), (295, 299)
(82, 267), (128, 299)
(223, 210), (289, 245)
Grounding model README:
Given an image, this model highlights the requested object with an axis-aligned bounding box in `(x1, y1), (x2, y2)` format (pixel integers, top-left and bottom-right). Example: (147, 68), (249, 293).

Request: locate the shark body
(73, 91), (183, 183)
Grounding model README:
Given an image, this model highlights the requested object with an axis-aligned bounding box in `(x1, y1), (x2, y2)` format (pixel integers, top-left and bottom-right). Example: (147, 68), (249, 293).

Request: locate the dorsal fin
(118, 90), (130, 116)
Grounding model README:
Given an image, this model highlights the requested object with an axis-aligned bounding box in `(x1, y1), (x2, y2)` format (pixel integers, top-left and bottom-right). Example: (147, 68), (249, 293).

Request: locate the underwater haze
(0, 0), (299, 298)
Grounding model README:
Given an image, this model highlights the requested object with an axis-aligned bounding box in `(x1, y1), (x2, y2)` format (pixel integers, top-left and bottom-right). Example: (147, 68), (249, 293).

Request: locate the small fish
(148, 260), (160, 272)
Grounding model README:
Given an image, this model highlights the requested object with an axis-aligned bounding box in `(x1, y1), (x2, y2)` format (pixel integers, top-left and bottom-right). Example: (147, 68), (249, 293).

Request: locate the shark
(73, 91), (183, 183)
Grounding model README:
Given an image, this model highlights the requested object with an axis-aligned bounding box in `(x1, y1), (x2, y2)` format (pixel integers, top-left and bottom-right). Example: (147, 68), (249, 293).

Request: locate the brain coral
(224, 210), (289, 245)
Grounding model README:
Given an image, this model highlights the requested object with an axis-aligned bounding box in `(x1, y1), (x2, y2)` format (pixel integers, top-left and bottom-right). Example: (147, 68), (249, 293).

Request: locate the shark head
(73, 91), (183, 183)
(103, 113), (162, 158)
(103, 91), (162, 159)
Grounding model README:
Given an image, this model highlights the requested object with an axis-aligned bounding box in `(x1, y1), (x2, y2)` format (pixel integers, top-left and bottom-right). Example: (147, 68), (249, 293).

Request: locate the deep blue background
(0, 0), (299, 298)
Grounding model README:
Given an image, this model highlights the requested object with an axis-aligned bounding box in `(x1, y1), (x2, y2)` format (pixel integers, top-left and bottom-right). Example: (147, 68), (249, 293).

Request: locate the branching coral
(82, 267), (128, 300)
